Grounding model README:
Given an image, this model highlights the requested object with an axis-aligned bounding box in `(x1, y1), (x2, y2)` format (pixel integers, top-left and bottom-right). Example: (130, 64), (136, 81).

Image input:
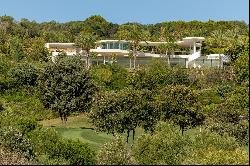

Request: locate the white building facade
(45, 37), (227, 68)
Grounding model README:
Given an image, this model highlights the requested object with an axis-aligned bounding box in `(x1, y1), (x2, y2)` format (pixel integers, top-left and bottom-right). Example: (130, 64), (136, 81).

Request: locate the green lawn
(40, 113), (144, 151)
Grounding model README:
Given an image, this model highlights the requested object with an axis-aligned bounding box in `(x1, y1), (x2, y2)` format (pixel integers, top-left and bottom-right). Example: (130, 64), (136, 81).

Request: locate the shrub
(0, 127), (34, 159)
(0, 146), (28, 165)
(235, 49), (249, 83)
(182, 146), (249, 165)
(29, 155), (69, 165)
(59, 139), (95, 165)
(96, 136), (135, 165)
(127, 60), (190, 90)
(8, 62), (38, 87)
(217, 84), (234, 97)
(90, 64), (128, 90)
(191, 130), (240, 151)
(28, 127), (95, 165)
(16, 117), (39, 135)
(206, 120), (249, 145)
(0, 56), (15, 91)
(183, 129), (248, 165)
(0, 102), (3, 111)
(27, 127), (62, 158)
(167, 66), (190, 86)
(133, 122), (190, 165)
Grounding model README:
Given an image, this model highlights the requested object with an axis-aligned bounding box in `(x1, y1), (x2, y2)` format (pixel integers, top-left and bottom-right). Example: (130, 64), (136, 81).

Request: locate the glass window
(110, 42), (114, 49)
(123, 43), (129, 50)
(114, 42), (119, 49)
(102, 43), (107, 49)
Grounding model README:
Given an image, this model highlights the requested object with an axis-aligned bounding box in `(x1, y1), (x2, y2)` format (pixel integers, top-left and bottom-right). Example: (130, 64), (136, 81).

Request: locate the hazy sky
(0, 0), (249, 24)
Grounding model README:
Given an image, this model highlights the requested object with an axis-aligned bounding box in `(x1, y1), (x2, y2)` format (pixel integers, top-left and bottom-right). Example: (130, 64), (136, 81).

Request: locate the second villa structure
(45, 37), (228, 68)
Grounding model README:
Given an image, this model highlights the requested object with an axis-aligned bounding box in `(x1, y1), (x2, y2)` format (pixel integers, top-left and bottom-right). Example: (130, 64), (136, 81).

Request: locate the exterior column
(193, 41), (196, 53)
(185, 59), (188, 68)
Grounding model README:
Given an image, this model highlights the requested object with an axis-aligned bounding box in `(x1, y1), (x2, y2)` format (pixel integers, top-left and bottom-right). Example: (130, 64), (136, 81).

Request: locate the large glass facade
(100, 41), (129, 50)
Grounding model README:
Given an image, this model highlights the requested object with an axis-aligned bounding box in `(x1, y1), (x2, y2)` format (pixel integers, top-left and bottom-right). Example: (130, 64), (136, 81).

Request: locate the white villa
(45, 37), (228, 68)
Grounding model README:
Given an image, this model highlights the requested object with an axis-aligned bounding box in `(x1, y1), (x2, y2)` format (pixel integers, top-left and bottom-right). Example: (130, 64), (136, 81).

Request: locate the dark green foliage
(28, 127), (95, 165)
(8, 36), (26, 61)
(90, 64), (128, 90)
(167, 65), (190, 85)
(155, 85), (205, 134)
(217, 84), (234, 97)
(133, 122), (248, 165)
(59, 139), (95, 165)
(182, 129), (248, 165)
(16, 118), (39, 135)
(0, 102), (3, 111)
(206, 85), (249, 144)
(25, 37), (50, 62)
(128, 59), (190, 90)
(38, 56), (97, 123)
(0, 15), (249, 165)
(0, 89), (55, 121)
(27, 127), (62, 158)
(0, 56), (15, 91)
(0, 127), (34, 159)
(235, 48), (249, 83)
(82, 15), (109, 38)
(89, 88), (158, 142)
(8, 62), (38, 87)
(208, 120), (249, 145)
(213, 86), (249, 124)
(133, 122), (190, 165)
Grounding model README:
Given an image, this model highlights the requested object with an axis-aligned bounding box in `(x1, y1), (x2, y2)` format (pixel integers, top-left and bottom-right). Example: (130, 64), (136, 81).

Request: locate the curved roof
(176, 37), (205, 48)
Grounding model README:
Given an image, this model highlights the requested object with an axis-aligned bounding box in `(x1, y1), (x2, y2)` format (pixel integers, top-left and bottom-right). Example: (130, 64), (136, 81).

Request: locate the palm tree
(128, 51), (133, 69)
(206, 30), (229, 68)
(157, 41), (178, 66)
(115, 24), (149, 68)
(75, 32), (98, 69)
(157, 43), (170, 65)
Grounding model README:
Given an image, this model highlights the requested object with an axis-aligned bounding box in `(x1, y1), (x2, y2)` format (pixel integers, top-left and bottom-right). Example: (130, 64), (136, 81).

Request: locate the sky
(0, 0), (249, 24)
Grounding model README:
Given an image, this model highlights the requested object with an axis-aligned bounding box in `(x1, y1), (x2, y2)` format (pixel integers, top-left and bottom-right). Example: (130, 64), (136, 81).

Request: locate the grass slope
(40, 113), (144, 151)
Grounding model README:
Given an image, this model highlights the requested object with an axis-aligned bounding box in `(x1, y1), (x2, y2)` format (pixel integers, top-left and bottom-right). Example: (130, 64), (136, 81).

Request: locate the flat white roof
(139, 41), (168, 46)
(96, 40), (128, 43)
(45, 43), (75, 48)
(183, 37), (205, 41)
(45, 37), (205, 48)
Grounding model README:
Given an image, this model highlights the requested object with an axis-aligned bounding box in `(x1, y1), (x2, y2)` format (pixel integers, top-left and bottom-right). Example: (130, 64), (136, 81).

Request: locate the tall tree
(75, 32), (98, 69)
(157, 41), (178, 65)
(89, 88), (158, 142)
(82, 15), (110, 38)
(155, 85), (205, 134)
(205, 30), (230, 68)
(38, 56), (97, 126)
(24, 37), (50, 62)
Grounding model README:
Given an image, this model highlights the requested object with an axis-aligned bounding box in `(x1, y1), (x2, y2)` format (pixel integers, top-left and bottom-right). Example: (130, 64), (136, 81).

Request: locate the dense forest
(0, 15), (249, 165)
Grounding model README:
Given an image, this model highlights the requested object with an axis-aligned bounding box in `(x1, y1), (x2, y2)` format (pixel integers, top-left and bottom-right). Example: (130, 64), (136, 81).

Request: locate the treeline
(0, 15), (249, 61)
